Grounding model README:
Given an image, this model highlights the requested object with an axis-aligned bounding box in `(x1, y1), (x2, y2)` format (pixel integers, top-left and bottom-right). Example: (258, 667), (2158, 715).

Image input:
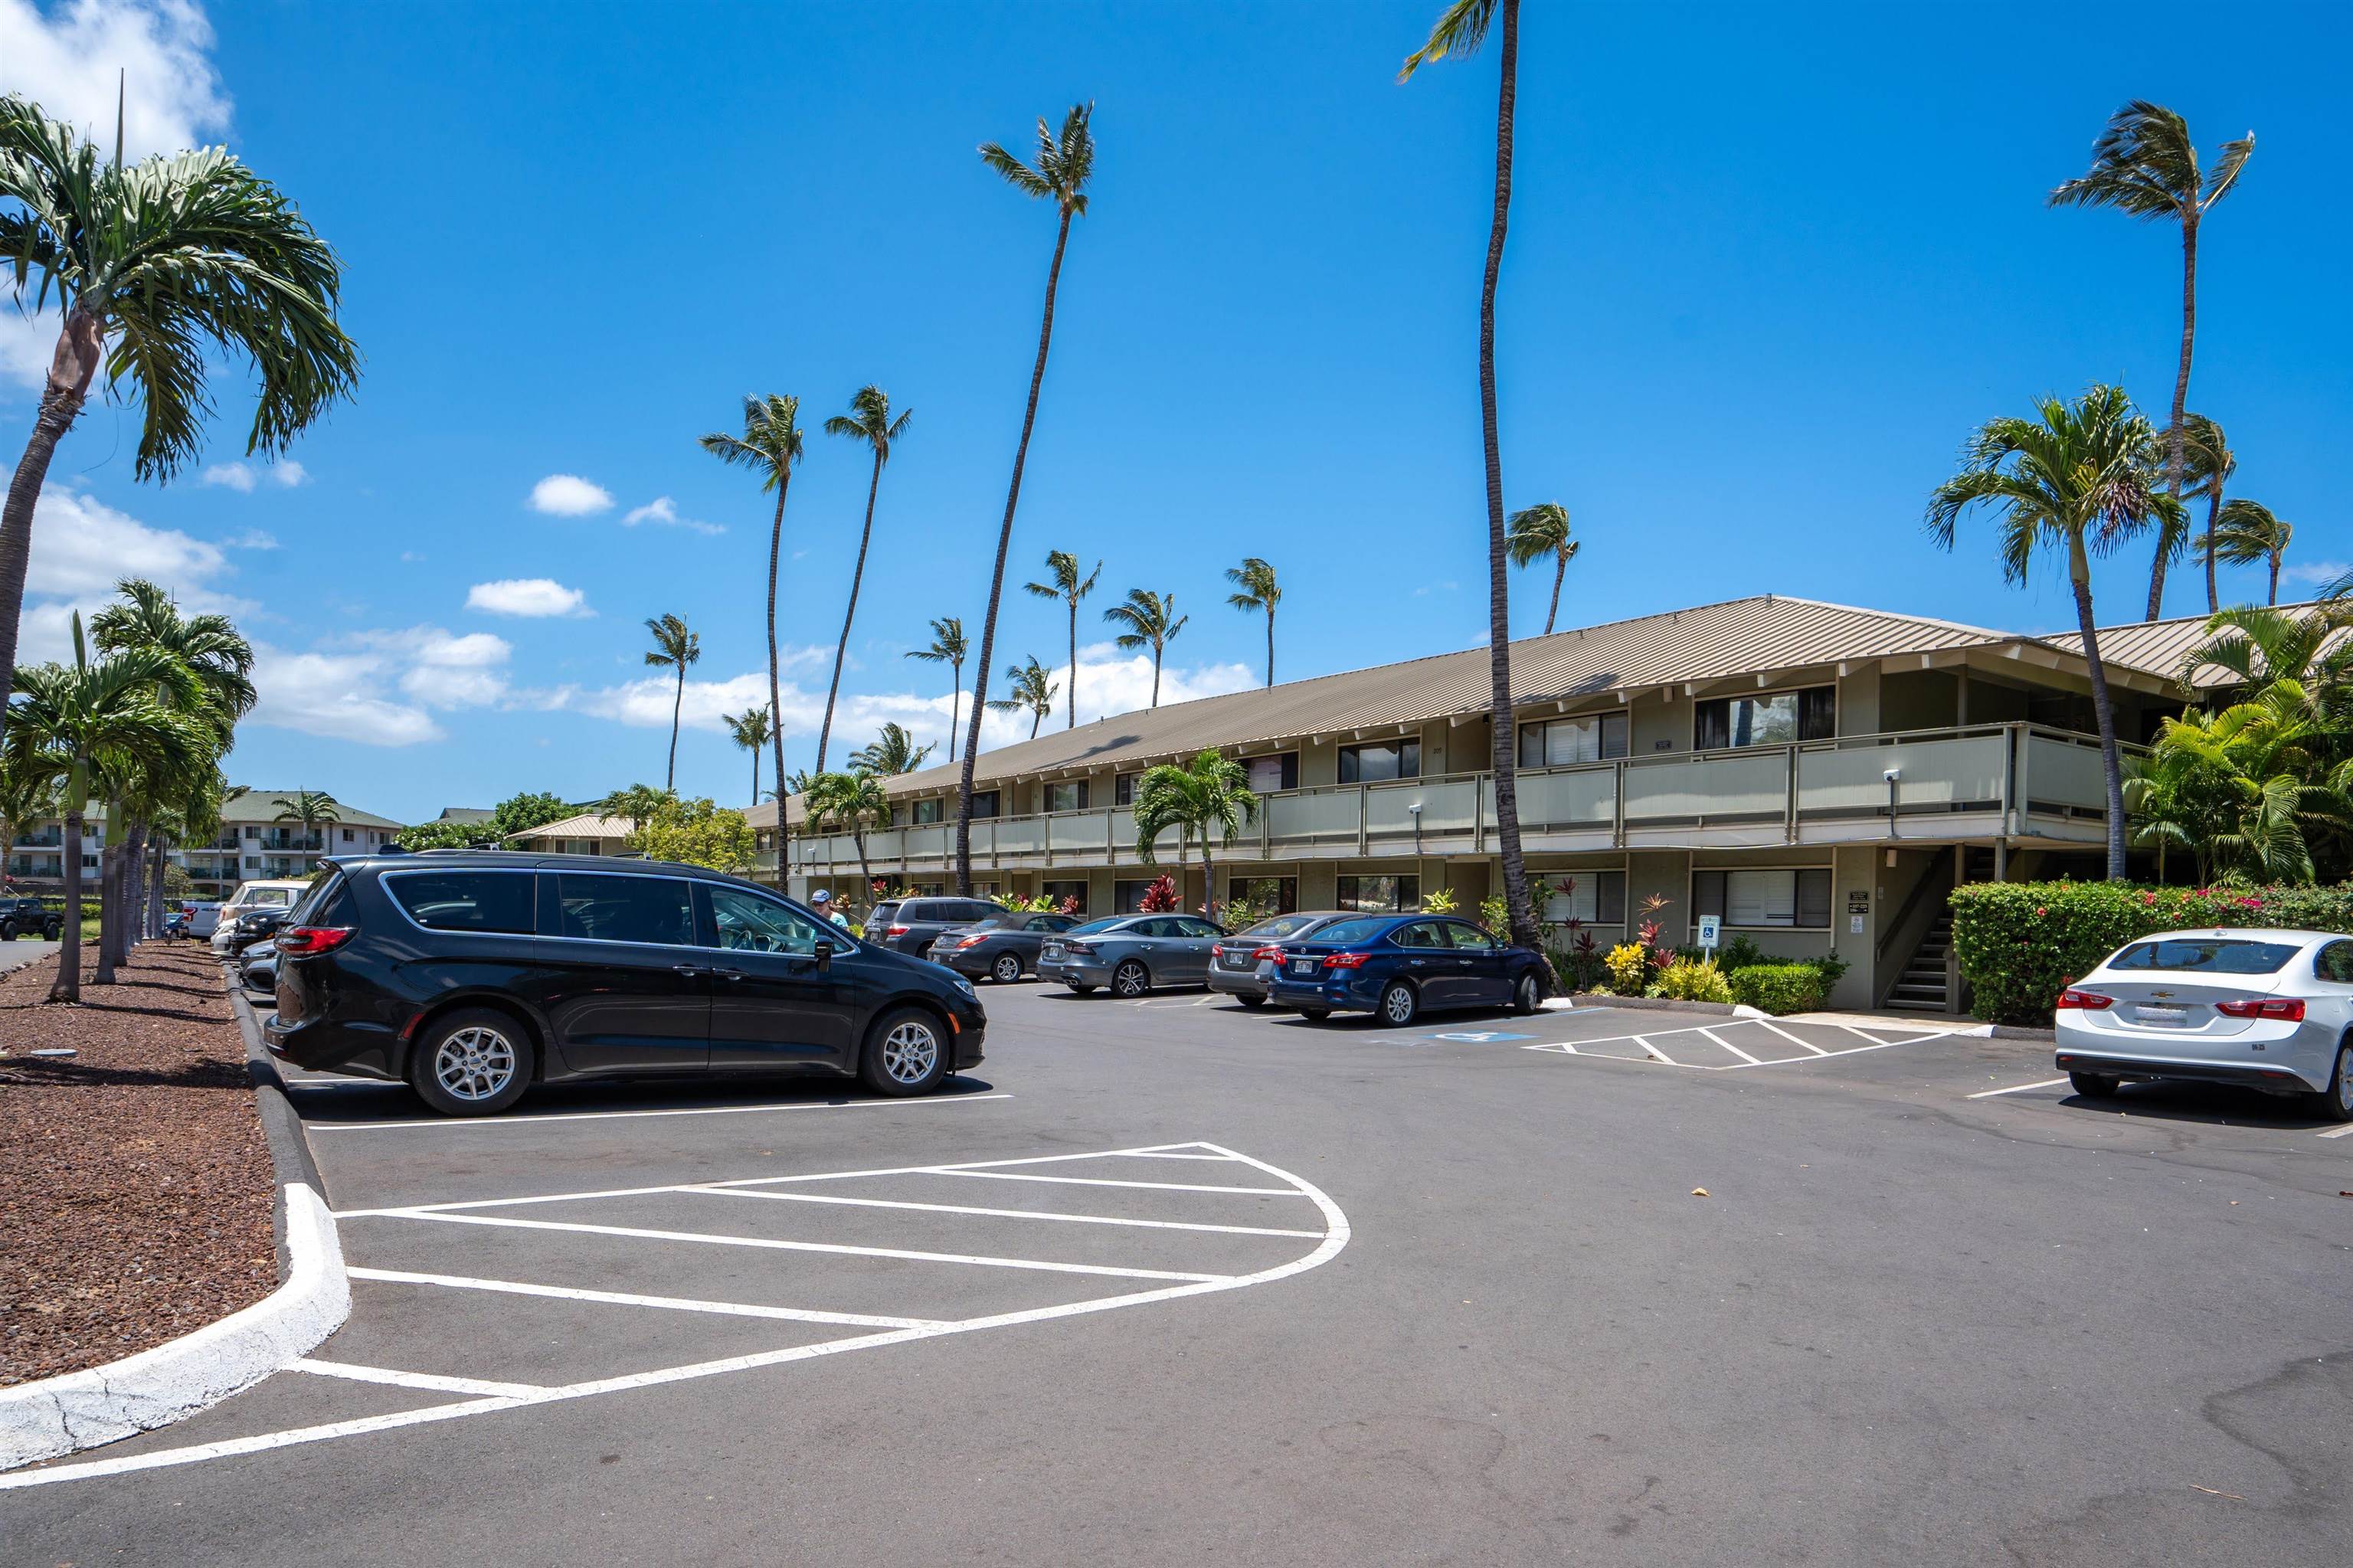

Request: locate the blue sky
(2, 1), (2346, 823)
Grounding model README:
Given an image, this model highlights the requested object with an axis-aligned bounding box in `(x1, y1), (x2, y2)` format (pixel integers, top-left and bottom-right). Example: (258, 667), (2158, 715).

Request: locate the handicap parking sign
(1428, 1030), (1533, 1043)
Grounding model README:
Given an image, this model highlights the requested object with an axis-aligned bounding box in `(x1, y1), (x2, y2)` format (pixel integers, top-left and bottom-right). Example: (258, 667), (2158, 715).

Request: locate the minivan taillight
(277, 926), (355, 957)
(2055, 988), (2113, 1010)
(2215, 997), (2306, 1021)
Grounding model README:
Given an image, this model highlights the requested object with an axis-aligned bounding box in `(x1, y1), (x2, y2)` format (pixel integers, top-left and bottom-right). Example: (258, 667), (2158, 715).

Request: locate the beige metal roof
(226, 791), (406, 831)
(2044, 601), (2342, 689)
(508, 813), (636, 843)
(756, 594), (2084, 827)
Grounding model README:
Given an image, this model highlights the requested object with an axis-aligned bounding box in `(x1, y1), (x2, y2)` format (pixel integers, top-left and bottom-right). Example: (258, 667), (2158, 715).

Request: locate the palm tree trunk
(765, 483), (790, 887)
(2070, 562), (2129, 881)
(1150, 647), (1162, 709)
(0, 311), (102, 736)
(1265, 609), (1275, 688)
(2204, 487), (2221, 614)
(1030, 709), (1042, 741)
(51, 763), (86, 1003)
(2148, 218), (2199, 621)
(855, 833), (870, 892)
(949, 660), (963, 768)
(960, 207), (1074, 895)
(149, 833), (167, 938)
(1202, 840), (1215, 922)
(2269, 552), (2280, 607)
(1479, 0), (1539, 950)
(1546, 551), (1566, 636)
(666, 660), (686, 792)
(94, 836), (120, 984)
(817, 453), (885, 771)
(1067, 601), (1078, 727)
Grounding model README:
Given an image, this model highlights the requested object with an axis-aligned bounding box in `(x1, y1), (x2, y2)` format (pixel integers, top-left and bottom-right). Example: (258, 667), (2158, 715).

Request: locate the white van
(182, 901), (225, 939)
(208, 879), (313, 954)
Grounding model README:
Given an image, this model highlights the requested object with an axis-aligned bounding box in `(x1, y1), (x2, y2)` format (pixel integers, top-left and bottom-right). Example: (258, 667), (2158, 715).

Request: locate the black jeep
(0, 898), (63, 941)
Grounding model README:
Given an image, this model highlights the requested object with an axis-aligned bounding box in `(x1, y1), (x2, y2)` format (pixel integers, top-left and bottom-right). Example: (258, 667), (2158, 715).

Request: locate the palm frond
(1399, 0), (1501, 80)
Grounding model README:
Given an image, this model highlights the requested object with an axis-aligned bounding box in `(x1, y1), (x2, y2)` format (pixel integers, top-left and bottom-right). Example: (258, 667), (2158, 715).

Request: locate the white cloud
(198, 459), (306, 492)
(247, 624), (515, 747)
(25, 486), (241, 605)
(466, 577), (591, 618)
(224, 528), (279, 550)
(0, 303), (56, 391)
(2282, 561), (2348, 588)
(270, 459), (307, 488)
(399, 550), (425, 563)
(621, 495), (725, 536)
(0, 0), (233, 162)
(529, 473), (614, 516)
(200, 461), (255, 492)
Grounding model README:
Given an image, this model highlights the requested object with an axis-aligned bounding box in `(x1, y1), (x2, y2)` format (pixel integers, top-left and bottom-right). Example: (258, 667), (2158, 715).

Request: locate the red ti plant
(1137, 874), (1181, 913)
(1637, 892), (1674, 971)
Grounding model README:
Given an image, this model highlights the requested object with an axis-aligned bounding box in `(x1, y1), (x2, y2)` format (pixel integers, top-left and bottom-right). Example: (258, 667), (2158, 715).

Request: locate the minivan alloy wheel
(435, 1025), (517, 1102)
(881, 1020), (939, 1085)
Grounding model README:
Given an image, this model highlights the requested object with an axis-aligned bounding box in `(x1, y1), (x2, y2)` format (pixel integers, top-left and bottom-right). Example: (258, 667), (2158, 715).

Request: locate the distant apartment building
(5, 790), (405, 899)
(504, 813), (636, 856)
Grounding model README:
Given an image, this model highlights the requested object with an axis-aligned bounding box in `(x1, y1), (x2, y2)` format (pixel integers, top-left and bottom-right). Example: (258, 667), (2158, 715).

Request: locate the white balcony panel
(1512, 765), (1616, 830)
(1797, 733), (2005, 814)
(1366, 777), (1477, 839)
(1623, 749), (1788, 822)
(991, 816), (1046, 856)
(1048, 810), (1110, 856)
(2024, 733), (2109, 812)
(1266, 788), (1360, 847)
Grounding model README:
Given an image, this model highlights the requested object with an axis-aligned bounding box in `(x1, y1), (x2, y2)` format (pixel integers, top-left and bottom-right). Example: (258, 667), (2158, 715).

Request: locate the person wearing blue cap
(810, 888), (850, 928)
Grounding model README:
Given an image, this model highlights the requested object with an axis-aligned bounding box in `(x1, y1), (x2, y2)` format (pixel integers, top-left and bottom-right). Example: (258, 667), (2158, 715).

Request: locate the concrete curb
(0, 954), (350, 1472)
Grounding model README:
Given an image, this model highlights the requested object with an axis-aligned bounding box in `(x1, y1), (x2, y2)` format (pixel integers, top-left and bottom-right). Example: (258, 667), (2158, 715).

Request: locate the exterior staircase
(1885, 915), (1955, 1013)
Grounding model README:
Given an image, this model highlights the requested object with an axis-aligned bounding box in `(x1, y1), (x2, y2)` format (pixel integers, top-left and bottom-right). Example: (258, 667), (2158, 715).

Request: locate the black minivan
(263, 851), (987, 1118)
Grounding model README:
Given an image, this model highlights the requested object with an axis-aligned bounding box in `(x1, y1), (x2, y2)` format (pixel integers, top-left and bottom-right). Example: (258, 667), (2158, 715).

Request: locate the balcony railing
(784, 723), (2123, 876)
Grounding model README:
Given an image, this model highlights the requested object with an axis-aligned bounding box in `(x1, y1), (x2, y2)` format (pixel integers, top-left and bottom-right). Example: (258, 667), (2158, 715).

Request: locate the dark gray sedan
(934, 912), (1082, 983)
(1039, 914), (1230, 998)
(1208, 912), (1356, 1007)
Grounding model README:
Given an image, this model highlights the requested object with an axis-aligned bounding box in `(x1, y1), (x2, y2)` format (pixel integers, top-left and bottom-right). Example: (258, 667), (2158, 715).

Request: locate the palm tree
(2178, 414), (2235, 614)
(1400, 0), (1540, 948)
(906, 617), (968, 768)
(988, 656), (1059, 739)
(5, 615), (202, 1001)
(2050, 101), (2254, 620)
(1132, 749), (1258, 922)
(1224, 558), (1282, 687)
(1023, 551), (1101, 726)
(848, 722), (934, 776)
(642, 614), (699, 791)
(700, 394), (803, 811)
(273, 788), (340, 858)
(803, 770), (889, 891)
(2180, 602), (2353, 700)
(1505, 503), (1577, 635)
(0, 95), (360, 732)
(959, 103), (1095, 896)
(2139, 686), (2343, 883)
(816, 386), (914, 771)
(1102, 589), (1188, 709)
(727, 705), (775, 806)
(1926, 385), (2177, 879)
(597, 782), (674, 827)
(2211, 499), (2293, 606)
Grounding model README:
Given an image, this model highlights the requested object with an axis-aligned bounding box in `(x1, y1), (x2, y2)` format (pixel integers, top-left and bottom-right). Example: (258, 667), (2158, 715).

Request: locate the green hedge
(1949, 882), (2353, 1026)
(1727, 964), (1825, 1015)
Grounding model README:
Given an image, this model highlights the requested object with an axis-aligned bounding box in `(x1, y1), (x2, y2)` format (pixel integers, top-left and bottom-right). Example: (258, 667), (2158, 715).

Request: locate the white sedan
(2054, 927), (2353, 1119)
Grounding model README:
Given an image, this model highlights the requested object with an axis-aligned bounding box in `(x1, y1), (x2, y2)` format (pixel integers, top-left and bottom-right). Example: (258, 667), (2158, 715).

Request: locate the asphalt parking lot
(8, 982), (2350, 1566)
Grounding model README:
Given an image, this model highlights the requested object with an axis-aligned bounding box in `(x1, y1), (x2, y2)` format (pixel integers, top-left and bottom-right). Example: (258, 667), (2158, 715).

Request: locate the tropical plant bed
(0, 942), (276, 1388)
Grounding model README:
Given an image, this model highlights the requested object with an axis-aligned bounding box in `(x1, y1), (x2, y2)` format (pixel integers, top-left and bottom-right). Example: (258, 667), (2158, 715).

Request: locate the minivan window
(709, 885), (831, 955)
(385, 871), (535, 934)
(2108, 938), (2300, 974)
(556, 872), (695, 946)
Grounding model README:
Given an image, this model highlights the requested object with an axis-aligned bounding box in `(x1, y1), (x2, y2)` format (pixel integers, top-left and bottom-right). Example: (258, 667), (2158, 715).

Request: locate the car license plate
(1042, 944), (1064, 962)
(1289, 957), (1316, 977)
(2134, 1003), (2190, 1026)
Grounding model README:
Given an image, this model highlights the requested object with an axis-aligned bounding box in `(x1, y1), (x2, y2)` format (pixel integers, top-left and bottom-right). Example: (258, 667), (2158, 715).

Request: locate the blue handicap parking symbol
(1427, 1030), (1533, 1043)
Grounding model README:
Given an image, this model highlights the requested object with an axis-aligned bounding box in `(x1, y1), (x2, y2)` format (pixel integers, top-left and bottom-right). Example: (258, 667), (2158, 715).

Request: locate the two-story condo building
(758, 596), (2250, 1014)
(6, 789), (404, 899)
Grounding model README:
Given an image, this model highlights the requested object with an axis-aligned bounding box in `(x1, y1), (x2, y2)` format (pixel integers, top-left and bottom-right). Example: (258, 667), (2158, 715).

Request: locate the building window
(1337, 874), (1419, 913)
(244, 856), (259, 870)
(1043, 879), (1088, 913)
(1231, 876), (1298, 915)
(967, 791), (1000, 820)
(912, 882), (944, 896)
(1244, 753), (1298, 794)
(1518, 712), (1629, 768)
(1114, 879), (1163, 914)
(1339, 739), (1421, 784)
(910, 798), (944, 826)
(1046, 781), (1088, 813)
(1540, 871), (1627, 925)
(1695, 686), (1834, 750)
(1692, 868), (1832, 929)
(342, 827), (355, 843)
(1114, 772), (1140, 806)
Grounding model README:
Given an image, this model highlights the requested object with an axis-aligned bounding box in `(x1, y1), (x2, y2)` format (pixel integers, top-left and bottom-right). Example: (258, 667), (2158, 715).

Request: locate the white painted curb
(0, 1183), (349, 1471)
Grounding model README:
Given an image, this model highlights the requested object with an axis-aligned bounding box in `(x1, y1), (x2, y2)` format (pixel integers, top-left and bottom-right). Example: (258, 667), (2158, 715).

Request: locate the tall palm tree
(5, 615), (202, 1000)
(1401, 0), (1540, 948)
(2177, 414), (2235, 614)
(1023, 551), (1101, 726)
(1504, 502), (1577, 636)
(2050, 101), (2254, 620)
(1102, 589), (1188, 709)
(1132, 749), (1258, 922)
(848, 722), (934, 776)
(700, 394), (803, 815)
(643, 614), (700, 791)
(726, 705), (775, 806)
(2179, 602), (2353, 700)
(0, 95), (360, 732)
(958, 103), (1095, 895)
(803, 770), (889, 892)
(905, 617), (968, 767)
(1926, 385), (2177, 879)
(273, 788), (340, 859)
(2211, 499), (2293, 606)
(988, 656), (1059, 739)
(817, 386), (914, 771)
(1223, 558), (1282, 687)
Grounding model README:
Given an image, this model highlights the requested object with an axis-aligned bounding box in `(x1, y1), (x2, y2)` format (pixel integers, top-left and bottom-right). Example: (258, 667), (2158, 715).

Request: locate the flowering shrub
(1657, 957), (1733, 1003)
(1603, 942), (1650, 995)
(1137, 875), (1181, 913)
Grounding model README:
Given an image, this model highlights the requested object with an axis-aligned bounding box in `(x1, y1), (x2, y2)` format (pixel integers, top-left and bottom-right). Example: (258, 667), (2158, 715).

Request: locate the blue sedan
(1265, 912), (1549, 1026)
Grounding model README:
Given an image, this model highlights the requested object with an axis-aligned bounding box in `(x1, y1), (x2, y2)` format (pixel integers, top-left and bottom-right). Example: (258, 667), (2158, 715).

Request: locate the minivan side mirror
(813, 939), (833, 973)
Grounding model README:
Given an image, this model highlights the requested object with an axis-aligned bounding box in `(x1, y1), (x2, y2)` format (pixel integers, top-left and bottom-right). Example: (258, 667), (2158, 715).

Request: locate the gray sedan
(1039, 914), (1230, 998)
(1208, 911), (1355, 1006)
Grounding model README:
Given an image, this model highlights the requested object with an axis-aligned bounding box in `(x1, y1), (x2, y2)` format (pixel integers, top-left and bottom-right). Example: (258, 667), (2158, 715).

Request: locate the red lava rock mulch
(0, 942), (278, 1388)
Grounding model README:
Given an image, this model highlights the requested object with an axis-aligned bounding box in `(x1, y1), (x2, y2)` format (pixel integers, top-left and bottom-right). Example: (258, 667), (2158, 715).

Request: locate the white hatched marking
(292, 1359), (545, 1399)
(1753, 1020), (1832, 1056)
(1965, 1077), (2070, 1100)
(344, 1267), (951, 1329)
(2316, 1122), (2353, 1140)
(1632, 1034), (1678, 1066)
(929, 1170), (1306, 1196)
(309, 1091), (1012, 1132)
(1696, 1026), (1762, 1066)
(692, 1187), (1323, 1238)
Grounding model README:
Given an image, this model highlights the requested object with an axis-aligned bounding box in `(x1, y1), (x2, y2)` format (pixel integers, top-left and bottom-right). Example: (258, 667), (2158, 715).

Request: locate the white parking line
(370, 1209), (1235, 1283)
(307, 1091), (1013, 1132)
(291, 1359), (547, 1399)
(343, 1267), (952, 1329)
(1517, 1021), (1960, 1072)
(1753, 1020), (1832, 1057)
(2317, 1123), (2353, 1140)
(929, 1170), (1306, 1196)
(1695, 1026), (1762, 1066)
(1966, 1077), (2070, 1099)
(1632, 1035), (1678, 1066)
(693, 1187), (1324, 1238)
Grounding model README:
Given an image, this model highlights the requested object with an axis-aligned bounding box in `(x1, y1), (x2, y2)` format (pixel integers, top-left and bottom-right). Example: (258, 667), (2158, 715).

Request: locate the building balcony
(254, 833), (324, 852)
(11, 832), (62, 849)
(785, 723), (2122, 876)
